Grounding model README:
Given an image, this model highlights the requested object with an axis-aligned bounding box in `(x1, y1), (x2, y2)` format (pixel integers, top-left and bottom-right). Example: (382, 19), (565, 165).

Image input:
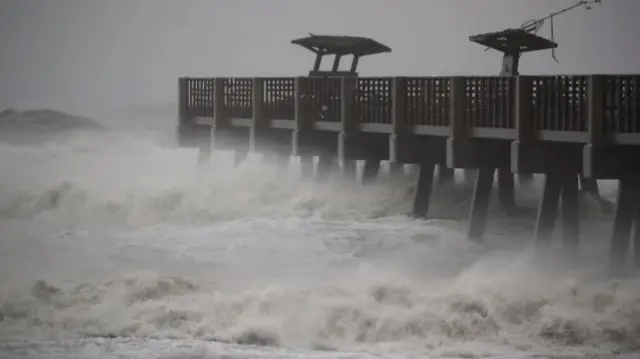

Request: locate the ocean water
(0, 110), (639, 359)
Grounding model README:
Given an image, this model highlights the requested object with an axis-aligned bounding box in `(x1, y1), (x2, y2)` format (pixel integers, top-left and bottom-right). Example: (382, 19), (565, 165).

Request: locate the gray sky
(0, 0), (637, 115)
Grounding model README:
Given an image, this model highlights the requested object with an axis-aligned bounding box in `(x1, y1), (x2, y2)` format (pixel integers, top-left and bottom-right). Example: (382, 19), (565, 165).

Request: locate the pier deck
(177, 74), (640, 270)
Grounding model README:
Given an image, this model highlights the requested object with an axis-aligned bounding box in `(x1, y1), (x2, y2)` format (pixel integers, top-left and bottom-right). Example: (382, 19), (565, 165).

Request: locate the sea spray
(0, 109), (634, 359)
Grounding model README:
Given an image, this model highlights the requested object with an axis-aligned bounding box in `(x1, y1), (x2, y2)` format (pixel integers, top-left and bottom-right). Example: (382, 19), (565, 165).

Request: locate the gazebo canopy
(291, 34), (391, 57)
(469, 28), (558, 54)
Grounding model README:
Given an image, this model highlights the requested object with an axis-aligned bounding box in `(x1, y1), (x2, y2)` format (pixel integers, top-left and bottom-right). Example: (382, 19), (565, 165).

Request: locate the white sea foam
(0, 109), (636, 359)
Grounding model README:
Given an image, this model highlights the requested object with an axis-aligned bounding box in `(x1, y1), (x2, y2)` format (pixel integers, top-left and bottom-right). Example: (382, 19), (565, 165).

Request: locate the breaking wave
(0, 109), (636, 358)
(2, 262), (640, 356)
(0, 136), (474, 227)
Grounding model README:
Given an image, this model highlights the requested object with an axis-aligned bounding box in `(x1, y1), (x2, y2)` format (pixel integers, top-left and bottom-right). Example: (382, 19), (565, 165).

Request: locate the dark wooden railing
(356, 77), (392, 124)
(263, 78), (295, 121)
(306, 77), (341, 123)
(465, 77), (514, 129)
(531, 76), (588, 132)
(180, 75), (640, 144)
(604, 75), (639, 134)
(186, 78), (215, 118)
(405, 77), (450, 127)
(223, 77), (253, 119)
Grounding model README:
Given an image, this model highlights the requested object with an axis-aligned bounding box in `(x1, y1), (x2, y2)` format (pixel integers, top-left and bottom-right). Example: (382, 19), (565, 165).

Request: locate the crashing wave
(0, 114), (629, 358)
(0, 270), (639, 355)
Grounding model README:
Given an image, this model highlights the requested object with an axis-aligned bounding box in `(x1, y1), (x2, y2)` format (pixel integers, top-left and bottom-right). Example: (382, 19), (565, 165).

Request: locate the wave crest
(1, 269), (639, 354)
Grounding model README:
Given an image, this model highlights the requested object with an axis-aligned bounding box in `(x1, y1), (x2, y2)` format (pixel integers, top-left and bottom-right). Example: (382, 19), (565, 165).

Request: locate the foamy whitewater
(0, 109), (638, 359)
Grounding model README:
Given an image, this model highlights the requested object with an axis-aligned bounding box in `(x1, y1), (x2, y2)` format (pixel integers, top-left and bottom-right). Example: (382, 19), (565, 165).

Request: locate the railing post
(292, 76), (309, 157)
(389, 76), (407, 164)
(515, 76), (534, 142)
(588, 75), (606, 145)
(250, 77), (265, 153)
(339, 77), (357, 133)
(294, 77), (311, 131)
(210, 78), (228, 150)
(583, 75), (605, 178)
(178, 77), (187, 125)
(176, 77), (188, 147)
(450, 77), (467, 139)
(292, 76), (316, 179)
(193, 78), (214, 166)
(213, 78), (226, 127)
(511, 76), (534, 173)
(446, 76), (467, 168)
(338, 76), (358, 179)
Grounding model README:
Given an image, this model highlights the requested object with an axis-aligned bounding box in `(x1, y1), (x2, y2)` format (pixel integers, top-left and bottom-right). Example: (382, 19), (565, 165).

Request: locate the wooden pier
(175, 35), (640, 271)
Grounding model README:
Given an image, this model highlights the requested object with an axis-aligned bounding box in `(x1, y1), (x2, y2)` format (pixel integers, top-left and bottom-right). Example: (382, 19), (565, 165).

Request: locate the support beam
(210, 78), (228, 153)
(316, 156), (335, 183)
(511, 76), (534, 189)
(467, 168), (495, 242)
(313, 54), (322, 72)
(361, 160), (381, 185)
(437, 162), (454, 186)
(610, 178), (635, 271)
(534, 173), (562, 249)
(197, 142), (212, 169)
(580, 175), (613, 214)
(497, 168), (515, 212)
(389, 77), (407, 168)
(249, 78), (266, 155)
(561, 173), (580, 256)
(350, 56), (360, 73)
(634, 190), (640, 269)
(293, 77), (314, 181)
(300, 155), (314, 180)
(341, 159), (357, 181)
(463, 169), (478, 187)
(338, 77), (358, 183)
(412, 161), (436, 219)
(331, 54), (342, 72)
(582, 75), (611, 214)
(388, 162), (405, 180)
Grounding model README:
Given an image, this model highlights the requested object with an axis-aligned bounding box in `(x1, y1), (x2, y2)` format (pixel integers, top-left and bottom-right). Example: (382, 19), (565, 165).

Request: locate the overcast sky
(0, 0), (638, 115)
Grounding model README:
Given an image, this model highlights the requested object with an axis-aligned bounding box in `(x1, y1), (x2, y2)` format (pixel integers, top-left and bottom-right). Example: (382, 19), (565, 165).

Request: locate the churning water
(0, 109), (638, 359)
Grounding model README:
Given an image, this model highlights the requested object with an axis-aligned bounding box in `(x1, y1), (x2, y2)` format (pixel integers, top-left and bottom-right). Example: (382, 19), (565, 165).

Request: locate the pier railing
(180, 75), (640, 145)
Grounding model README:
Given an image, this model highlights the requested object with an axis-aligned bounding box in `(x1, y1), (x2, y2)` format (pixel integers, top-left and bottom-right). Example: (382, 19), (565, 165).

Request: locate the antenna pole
(521, 0), (602, 34)
(484, 0), (603, 61)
